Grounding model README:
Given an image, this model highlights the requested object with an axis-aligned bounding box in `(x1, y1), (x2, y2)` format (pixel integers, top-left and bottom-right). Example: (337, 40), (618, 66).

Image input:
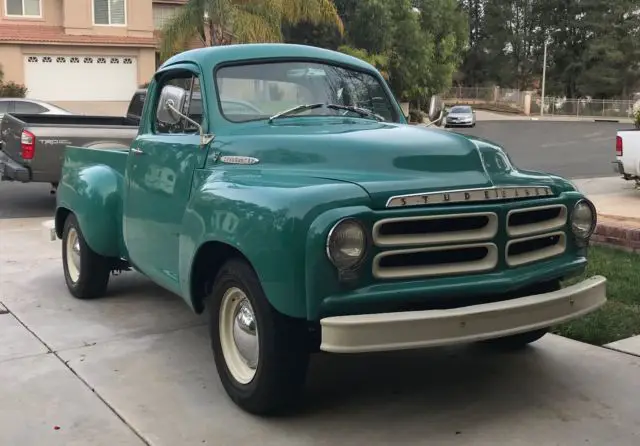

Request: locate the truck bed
(0, 113), (138, 186)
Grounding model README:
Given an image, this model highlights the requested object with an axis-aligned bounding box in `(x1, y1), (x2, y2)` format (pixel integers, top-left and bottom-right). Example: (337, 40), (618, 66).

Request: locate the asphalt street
(0, 120), (627, 219)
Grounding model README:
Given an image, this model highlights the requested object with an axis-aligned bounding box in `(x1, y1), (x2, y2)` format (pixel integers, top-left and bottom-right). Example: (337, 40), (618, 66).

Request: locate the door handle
(130, 147), (145, 155)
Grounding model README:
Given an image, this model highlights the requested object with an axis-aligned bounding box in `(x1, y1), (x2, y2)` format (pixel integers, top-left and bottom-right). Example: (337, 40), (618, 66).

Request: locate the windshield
(450, 106), (472, 113)
(215, 61), (399, 123)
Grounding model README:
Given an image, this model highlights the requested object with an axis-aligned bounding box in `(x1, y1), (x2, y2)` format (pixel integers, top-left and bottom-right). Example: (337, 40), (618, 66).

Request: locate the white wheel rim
(219, 287), (259, 384)
(66, 227), (81, 283)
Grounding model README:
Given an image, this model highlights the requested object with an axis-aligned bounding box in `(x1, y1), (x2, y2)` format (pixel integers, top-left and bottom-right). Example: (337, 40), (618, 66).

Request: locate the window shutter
(94, 0), (109, 24)
(110, 0), (126, 25)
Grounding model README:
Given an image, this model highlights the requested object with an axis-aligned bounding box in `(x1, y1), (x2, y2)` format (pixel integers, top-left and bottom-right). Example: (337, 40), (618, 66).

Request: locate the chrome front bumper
(320, 275), (606, 353)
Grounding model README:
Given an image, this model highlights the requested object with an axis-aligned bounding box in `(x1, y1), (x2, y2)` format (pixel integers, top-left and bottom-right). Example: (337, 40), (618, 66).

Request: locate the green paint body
(55, 44), (589, 321)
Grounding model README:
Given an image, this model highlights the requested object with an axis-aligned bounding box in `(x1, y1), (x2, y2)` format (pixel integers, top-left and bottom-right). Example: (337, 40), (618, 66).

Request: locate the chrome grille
(505, 232), (566, 267)
(506, 205), (567, 237)
(372, 212), (498, 247)
(372, 243), (498, 280)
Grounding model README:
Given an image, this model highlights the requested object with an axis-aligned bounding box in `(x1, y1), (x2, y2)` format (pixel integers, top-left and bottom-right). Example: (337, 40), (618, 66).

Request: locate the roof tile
(0, 24), (157, 47)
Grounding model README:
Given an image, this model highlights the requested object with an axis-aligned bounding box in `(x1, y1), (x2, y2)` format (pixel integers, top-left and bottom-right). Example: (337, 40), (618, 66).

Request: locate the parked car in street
(444, 105), (476, 128)
(51, 44), (606, 416)
(613, 128), (640, 187)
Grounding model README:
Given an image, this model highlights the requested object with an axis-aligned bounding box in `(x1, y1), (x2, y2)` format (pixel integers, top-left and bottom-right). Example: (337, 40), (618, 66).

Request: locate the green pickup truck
(53, 43), (607, 415)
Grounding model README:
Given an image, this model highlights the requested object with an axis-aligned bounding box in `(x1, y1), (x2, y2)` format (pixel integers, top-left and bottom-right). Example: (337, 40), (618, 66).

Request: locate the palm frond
(231, 8), (283, 43)
(159, 0), (207, 60)
(281, 0), (344, 34)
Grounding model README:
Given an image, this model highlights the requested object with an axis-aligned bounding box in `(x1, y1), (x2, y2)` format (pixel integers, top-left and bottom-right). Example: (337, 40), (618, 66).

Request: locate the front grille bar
(372, 243), (498, 280)
(372, 212), (498, 247)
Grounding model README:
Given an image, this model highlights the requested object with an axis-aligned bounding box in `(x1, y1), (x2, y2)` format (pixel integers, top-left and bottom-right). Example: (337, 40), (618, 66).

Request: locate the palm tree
(159, 0), (344, 60)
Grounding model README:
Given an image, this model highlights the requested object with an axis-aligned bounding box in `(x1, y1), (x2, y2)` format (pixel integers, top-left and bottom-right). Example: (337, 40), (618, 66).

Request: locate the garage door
(24, 55), (138, 101)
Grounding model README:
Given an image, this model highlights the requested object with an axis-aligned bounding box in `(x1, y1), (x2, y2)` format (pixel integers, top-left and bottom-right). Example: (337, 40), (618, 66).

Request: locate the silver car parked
(444, 105), (476, 128)
(0, 98), (73, 120)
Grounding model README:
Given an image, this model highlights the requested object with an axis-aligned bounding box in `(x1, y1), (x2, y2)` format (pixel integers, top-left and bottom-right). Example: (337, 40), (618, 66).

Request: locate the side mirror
(157, 85), (187, 125)
(156, 84), (215, 147)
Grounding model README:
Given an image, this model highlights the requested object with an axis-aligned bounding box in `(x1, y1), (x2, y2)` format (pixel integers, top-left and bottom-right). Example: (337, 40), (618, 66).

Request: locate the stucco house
(0, 0), (188, 114)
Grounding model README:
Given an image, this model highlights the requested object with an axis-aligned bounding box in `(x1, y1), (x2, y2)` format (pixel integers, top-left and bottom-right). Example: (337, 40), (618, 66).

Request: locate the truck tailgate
(0, 113), (138, 184)
(617, 129), (640, 178)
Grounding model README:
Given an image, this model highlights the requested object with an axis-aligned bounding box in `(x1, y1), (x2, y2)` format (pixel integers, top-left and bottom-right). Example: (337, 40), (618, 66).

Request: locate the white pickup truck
(614, 129), (640, 186)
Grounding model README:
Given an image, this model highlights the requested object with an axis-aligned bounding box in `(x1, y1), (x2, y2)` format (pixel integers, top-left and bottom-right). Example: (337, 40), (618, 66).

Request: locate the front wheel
(61, 214), (111, 299)
(208, 259), (310, 415)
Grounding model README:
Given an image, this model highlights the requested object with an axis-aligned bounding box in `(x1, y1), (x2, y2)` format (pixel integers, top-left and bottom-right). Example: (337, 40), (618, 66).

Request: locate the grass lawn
(553, 245), (640, 346)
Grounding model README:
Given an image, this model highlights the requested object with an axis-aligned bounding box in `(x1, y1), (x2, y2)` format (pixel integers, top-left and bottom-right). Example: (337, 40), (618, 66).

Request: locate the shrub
(0, 64), (28, 97)
(0, 81), (28, 98)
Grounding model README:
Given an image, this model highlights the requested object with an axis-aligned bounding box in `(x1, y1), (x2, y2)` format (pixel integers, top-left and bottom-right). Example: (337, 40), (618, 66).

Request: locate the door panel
(123, 72), (207, 293)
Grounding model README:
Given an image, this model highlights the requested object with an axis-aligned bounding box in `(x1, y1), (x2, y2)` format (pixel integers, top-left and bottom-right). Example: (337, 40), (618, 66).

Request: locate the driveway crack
(4, 305), (152, 446)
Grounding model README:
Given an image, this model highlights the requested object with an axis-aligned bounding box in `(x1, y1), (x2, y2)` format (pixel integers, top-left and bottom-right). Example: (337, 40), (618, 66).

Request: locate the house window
(153, 4), (178, 30)
(5, 0), (41, 16)
(93, 0), (126, 25)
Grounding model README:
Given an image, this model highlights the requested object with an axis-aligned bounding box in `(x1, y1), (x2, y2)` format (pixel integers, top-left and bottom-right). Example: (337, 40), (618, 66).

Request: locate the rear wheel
(208, 258), (310, 415)
(61, 214), (111, 299)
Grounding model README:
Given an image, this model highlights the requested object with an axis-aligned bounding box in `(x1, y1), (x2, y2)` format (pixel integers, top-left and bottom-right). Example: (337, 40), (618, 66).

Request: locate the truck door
(123, 67), (209, 293)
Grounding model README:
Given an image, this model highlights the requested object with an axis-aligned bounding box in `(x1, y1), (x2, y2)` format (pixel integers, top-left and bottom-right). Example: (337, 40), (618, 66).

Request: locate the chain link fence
(442, 86), (528, 109)
(530, 97), (636, 119)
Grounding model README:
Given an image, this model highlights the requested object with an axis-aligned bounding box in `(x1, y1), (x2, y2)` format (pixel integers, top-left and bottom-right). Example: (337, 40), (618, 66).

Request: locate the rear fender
(55, 150), (127, 258)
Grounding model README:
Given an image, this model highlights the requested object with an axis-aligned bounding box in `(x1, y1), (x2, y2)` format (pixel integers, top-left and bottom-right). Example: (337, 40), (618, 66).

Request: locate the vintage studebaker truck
(53, 43), (607, 415)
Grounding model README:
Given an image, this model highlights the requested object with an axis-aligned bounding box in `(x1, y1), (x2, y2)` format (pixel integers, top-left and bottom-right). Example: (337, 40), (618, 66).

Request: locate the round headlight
(571, 199), (597, 239)
(326, 219), (367, 269)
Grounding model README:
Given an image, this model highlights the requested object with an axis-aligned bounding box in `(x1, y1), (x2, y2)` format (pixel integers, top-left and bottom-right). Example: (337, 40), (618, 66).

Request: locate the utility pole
(540, 39), (548, 117)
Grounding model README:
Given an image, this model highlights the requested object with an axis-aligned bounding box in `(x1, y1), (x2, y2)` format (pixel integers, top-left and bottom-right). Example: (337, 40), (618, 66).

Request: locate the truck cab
(53, 44), (606, 416)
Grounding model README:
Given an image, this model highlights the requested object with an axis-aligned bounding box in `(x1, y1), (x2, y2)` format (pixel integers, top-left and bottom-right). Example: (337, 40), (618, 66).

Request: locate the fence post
(523, 94), (531, 116)
(602, 100), (605, 117)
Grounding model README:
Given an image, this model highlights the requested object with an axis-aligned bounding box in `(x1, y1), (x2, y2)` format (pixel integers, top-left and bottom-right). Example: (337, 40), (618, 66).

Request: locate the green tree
(413, 0), (469, 94)
(159, 0), (344, 60)
(338, 45), (389, 79)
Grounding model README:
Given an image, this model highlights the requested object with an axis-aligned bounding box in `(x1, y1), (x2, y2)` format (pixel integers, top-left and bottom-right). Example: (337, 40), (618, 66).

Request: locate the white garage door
(24, 55), (138, 101)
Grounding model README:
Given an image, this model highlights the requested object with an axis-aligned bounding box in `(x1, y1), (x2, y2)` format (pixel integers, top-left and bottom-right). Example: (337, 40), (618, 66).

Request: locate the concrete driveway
(1, 217), (640, 446)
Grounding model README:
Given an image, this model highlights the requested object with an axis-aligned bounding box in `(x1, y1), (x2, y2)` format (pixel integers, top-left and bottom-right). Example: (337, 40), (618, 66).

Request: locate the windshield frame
(212, 57), (402, 124)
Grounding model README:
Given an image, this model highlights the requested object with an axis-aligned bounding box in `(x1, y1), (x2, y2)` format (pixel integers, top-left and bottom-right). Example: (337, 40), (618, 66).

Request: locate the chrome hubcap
(66, 228), (81, 283)
(219, 287), (259, 384)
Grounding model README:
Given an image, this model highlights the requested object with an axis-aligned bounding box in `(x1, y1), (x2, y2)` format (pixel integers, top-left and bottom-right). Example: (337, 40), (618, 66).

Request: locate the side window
(154, 73), (203, 135)
(0, 102), (12, 113)
(14, 101), (47, 114)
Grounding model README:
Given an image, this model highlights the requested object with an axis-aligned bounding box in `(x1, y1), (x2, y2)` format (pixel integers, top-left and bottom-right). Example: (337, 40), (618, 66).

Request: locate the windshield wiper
(268, 103), (324, 123)
(326, 104), (386, 121)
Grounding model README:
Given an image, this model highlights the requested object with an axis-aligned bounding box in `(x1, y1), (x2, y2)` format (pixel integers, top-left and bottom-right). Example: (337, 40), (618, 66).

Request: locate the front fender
(179, 170), (372, 318)
(55, 152), (126, 258)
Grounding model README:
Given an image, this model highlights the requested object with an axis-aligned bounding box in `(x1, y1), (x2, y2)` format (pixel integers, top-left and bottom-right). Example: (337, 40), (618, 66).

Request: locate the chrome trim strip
(372, 212), (498, 247)
(506, 205), (568, 238)
(505, 231), (566, 267)
(372, 243), (498, 280)
(386, 185), (554, 208)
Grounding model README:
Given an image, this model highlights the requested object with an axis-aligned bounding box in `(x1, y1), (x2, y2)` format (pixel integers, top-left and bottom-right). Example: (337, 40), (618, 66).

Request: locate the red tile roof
(0, 24), (157, 47)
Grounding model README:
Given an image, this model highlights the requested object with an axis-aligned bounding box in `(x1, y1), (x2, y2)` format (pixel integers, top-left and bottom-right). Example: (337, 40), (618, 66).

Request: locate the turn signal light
(20, 129), (35, 160)
(616, 135), (623, 157)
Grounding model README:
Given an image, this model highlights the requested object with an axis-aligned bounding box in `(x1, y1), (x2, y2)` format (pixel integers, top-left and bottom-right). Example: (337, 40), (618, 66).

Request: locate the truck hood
(217, 120), (560, 209)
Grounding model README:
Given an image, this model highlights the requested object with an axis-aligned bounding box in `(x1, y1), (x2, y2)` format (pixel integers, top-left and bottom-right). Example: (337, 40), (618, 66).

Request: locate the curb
(592, 215), (640, 252)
